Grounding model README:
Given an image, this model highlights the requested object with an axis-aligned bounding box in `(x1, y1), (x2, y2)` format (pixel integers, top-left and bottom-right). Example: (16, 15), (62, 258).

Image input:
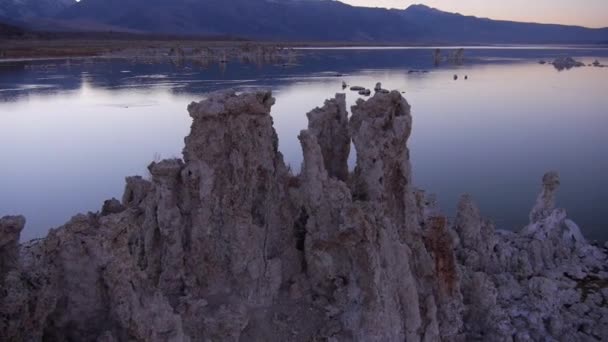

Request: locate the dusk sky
(338, 0), (608, 28)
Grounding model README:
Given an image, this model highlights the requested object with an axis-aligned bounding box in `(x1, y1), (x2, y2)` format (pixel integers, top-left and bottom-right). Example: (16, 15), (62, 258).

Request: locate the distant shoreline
(1, 35), (607, 61)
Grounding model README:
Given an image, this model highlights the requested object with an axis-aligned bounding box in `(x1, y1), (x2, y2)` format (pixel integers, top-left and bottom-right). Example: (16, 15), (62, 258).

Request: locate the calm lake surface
(1, 47), (607, 242)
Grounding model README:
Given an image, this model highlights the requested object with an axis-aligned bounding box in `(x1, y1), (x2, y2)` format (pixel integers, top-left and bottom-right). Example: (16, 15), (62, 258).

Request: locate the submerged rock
(1, 90), (606, 341)
(552, 56), (586, 70)
(357, 88), (371, 96)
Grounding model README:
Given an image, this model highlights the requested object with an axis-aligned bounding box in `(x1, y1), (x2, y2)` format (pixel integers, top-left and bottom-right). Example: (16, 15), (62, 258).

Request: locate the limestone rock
(101, 198), (125, 216)
(0, 216), (24, 258)
(454, 172), (608, 341)
(373, 83), (389, 94)
(349, 91), (411, 205)
(0, 215), (25, 282)
(306, 94), (350, 181)
(529, 171), (560, 223)
(1, 90), (606, 342)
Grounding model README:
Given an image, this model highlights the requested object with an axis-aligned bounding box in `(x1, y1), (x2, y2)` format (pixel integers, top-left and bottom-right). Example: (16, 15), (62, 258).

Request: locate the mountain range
(1, 0), (607, 44)
(0, 20), (24, 37)
(0, 0), (73, 20)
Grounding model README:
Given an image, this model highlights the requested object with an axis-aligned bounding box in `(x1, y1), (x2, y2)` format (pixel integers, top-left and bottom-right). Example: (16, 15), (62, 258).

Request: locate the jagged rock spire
(306, 93), (350, 181)
(529, 171), (560, 223)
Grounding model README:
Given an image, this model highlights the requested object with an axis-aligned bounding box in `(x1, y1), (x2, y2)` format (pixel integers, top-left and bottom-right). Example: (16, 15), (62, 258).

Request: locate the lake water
(1, 47), (607, 242)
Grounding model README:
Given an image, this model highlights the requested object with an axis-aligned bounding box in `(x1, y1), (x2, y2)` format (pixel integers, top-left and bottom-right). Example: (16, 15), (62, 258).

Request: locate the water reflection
(1, 48), (607, 242)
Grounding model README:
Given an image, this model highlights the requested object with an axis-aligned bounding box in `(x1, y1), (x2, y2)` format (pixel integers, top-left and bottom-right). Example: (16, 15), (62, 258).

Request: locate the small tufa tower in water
(433, 48), (442, 66)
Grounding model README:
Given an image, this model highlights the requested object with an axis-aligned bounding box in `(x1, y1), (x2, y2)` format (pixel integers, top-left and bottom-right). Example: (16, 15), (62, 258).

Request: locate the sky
(338, 0), (608, 28)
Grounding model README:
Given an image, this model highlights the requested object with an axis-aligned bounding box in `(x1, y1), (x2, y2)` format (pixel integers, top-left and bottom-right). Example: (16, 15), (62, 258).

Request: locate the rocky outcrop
(0, 216), (24, 280)
(0, 216), (26, 340)
(1, 90), (606, 341)
(454, 172), (608, 341)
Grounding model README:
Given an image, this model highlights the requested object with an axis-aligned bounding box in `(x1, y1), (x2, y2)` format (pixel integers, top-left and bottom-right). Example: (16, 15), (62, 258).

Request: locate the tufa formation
(1, 90), (607, 341)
